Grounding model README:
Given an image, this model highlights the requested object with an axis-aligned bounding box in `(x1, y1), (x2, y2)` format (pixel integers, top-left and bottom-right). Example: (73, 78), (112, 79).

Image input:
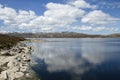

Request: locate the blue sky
(0, 0), (120, 34)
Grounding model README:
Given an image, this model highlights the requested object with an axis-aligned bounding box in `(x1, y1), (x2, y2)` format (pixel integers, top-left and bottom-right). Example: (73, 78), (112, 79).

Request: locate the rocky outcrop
(0, 43), (36, 80)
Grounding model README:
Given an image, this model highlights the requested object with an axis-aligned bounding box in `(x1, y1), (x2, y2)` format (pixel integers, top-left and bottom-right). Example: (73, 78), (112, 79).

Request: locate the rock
(7, 59), (18, 68)
(0, 43), (34, 80)
(14, 72), (24, 79)
(9, 51), (17, 56)
(20, 66), (28, 72)
(11, 48), (18, 52)
(25, 73), (32, 78)
(0, 71), (7, 80)
(0, 50), (9, 55)
(16, 57), (22, 62)
(0, 50), (16, 56)
(21, 54), (31, 62)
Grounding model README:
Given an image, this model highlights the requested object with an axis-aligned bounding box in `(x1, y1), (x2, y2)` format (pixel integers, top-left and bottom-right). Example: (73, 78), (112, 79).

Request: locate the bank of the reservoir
(0, 42), (39, 80)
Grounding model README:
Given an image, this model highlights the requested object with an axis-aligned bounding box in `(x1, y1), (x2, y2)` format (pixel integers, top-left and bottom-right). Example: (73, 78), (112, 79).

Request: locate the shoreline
(0, 42), (39, 80)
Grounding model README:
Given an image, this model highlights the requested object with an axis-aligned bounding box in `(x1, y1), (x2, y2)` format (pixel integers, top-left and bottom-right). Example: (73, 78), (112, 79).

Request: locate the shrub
(0, 34), (25, 50)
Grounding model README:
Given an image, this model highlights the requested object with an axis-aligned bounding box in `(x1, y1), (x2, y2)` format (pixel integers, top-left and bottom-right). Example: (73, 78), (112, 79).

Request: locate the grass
(0, 34), (25, 50)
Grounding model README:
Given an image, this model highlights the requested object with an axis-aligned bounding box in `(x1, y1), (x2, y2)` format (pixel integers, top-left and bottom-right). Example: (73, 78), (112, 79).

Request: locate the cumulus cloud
(0, 5), (36, 27)
(0, 0), (119, 33)
(0, 2), (86, 31)
(19, 2), (85, 30)
(82, 10), (120, 25)
(45, 2), (85, 22)
(69, 0), (97, 9)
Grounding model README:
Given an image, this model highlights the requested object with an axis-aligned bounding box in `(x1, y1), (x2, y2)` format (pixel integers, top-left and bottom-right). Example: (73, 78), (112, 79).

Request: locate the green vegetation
(0, 34), (25, 50)
(0, 67), (3, 73)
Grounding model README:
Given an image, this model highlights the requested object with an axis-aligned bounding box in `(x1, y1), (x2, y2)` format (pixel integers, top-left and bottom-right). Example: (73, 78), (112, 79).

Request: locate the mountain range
(4, 32), (120, 38)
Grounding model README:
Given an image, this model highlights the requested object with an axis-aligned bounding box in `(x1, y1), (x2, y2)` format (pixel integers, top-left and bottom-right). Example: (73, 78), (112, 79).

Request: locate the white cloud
(0, 1), (119, 33)
(45, 2), (85, 23)
(72, 25), (92, 31)
(71, 25), (118, 32)
(20, 3), (85, 31)
(92, 27), (118, 32)
(19, 2), (85, 30)
(82, 10), (120, 25)
(0, 2), (86, 32)
(0, 5), (36, 27)
(69, 0), (97, 9)
(0, 7), (16, 20)
(0, 30), (9, 33)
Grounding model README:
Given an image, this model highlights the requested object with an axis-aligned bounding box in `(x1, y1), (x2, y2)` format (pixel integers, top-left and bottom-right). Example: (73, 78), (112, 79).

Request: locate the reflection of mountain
(30, 38), (120, 75)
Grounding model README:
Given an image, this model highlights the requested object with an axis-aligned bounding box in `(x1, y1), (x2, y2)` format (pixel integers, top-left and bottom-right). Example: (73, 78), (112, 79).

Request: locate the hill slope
(0, 34), (25, 50)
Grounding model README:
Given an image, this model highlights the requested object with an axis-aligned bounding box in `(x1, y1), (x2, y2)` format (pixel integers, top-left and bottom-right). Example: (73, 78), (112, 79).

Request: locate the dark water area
(28, 38), (120, 80)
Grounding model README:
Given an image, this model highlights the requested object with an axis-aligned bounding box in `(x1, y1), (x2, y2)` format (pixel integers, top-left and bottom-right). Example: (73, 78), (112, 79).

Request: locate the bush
(0, 34), (25, 50)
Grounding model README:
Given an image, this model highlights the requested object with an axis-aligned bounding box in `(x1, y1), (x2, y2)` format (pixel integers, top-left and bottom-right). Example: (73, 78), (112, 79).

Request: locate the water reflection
(29, 38), (120, 80)
(83, 40), (120, 64)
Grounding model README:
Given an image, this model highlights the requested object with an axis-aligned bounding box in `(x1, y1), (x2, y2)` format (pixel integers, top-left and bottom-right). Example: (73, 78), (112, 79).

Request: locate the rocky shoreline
(0, 42), (39, 80)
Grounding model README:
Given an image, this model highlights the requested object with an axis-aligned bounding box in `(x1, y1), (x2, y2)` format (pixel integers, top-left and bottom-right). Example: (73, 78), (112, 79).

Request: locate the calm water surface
(28, 38), (120, 80)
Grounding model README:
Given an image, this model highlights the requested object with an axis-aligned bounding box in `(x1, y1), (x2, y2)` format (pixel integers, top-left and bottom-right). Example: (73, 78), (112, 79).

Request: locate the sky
(0, 0), (120, 34)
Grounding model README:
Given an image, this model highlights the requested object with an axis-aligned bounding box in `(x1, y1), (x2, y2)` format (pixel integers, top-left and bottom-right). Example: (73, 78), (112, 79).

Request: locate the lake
(28, 38), (120, 80)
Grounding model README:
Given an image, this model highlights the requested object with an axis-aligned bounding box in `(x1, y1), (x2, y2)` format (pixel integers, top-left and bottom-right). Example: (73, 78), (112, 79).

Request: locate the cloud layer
(82, 10), (120, 25)
(0, 0), (119, 33)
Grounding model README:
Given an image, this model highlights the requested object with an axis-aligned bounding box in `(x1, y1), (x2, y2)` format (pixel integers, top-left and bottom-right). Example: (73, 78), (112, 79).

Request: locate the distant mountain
(109, 33), (120, 37)
(4, 32), (120, 38)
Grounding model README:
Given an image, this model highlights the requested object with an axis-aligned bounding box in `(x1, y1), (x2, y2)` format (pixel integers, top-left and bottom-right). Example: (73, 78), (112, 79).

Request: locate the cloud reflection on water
(30, 38), (120, 74)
